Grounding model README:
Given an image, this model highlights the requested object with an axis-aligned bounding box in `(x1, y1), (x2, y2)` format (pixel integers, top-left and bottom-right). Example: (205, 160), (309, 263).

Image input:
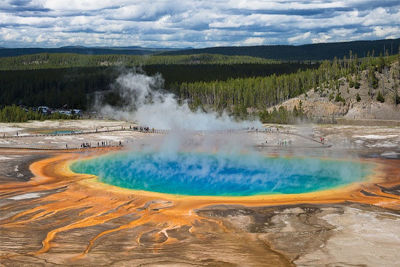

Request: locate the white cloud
(41, 0), (119, 11)
(243, 37), (265, 45)
(312, 33), (331, 43)
(35, 34), (46, 43)
(0, 28), (19, 41)
(0, 0), (399, 47)
(288, 31), (311, 43)
(373, 26), (400, 38)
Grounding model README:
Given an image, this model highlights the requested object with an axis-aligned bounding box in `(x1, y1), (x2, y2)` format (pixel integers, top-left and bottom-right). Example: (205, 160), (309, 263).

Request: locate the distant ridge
(0, 46), (176, 57)
(0, 38), (399, 60)
(161, 38), (400, 60)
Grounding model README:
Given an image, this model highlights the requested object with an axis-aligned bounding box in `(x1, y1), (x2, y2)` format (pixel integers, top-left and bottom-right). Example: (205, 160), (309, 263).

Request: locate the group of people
(80, 142), (92, 148)
(98, 141), (110, 147)
(77, 140), (123, 149)
(130, 125), (153, 132)
(277, 139), (292, 146)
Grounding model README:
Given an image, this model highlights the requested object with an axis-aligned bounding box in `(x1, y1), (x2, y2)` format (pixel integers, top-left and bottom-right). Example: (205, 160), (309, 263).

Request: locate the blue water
(49, 130), (80, 135)
(70, 152), (373, 196)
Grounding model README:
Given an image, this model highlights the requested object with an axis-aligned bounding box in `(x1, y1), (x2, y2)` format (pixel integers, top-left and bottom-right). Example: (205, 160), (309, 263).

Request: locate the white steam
(99, 72), (261, 131)
(87, 71), (371, 196)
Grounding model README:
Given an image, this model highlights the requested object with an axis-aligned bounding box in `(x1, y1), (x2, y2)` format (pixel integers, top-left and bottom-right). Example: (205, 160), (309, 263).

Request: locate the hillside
(162, 38), (400, 61)
(1, 43), (398, 122)
(271, 61), (400, 121)
(1, 38), (399, 61)
(0, 53), (278, 70)
(0, 62), (316, 109)
(0, 46), (174, 57)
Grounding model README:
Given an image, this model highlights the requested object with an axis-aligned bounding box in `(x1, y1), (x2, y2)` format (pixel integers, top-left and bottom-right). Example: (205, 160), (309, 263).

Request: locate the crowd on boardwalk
(0, 124), (171, 138)
(1, 124), (328, 150)
(79, 140), (123, 149)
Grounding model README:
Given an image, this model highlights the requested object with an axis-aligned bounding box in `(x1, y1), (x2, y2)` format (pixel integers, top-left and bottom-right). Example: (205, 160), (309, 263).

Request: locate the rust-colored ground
(1, 148), (399, 266)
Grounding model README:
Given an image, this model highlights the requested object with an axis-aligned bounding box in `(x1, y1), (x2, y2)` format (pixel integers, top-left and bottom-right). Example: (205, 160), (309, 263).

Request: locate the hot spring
(71, 152), (373, 196)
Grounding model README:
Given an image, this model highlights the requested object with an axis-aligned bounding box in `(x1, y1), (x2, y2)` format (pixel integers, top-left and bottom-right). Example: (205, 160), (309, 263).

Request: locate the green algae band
(71, 152), (373, 196)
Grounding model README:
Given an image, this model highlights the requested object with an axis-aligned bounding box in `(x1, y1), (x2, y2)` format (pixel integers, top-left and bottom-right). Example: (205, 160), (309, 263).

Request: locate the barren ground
(0, 120), (399, 266)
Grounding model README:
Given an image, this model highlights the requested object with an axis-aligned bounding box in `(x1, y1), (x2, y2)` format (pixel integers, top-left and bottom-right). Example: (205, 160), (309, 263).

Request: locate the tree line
(0, 53), (279, 70)
(0, 50), (398, 124)
(0, 62), (316, 109)
(175, 51), (399, 122)
(0, 105), (76, 123)
(162, 38), (400, 61)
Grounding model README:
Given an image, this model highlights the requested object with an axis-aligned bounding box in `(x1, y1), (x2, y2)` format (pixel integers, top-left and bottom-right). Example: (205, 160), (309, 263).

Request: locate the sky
(0, 0), (399, 48)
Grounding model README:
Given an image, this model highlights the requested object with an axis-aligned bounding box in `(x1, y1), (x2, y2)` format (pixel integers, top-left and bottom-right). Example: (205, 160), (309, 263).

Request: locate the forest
(1, 38), (399, 61)
(162, 38), (400, 60)
(0, 53), (278, 70)
(0, 46), (163, 57)
(0, 105), (75, 122)
(175, 52), (398, 110)
(0, 45), (399, 123)
(0, 62), (316, 109)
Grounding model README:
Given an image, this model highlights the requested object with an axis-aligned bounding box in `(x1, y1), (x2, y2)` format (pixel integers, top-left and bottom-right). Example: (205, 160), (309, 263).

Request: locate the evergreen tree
(394, 89), (400, 105)
(376, 91), (385, 103)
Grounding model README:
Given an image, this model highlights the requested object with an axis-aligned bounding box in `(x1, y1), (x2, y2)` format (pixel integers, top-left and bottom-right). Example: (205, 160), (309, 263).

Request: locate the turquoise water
(49, 130), (81, 135)
(71, 152), (373, 196)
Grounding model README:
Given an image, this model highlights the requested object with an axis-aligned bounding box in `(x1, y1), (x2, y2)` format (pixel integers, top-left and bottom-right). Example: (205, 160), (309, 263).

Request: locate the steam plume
(98, 71), (261, 131)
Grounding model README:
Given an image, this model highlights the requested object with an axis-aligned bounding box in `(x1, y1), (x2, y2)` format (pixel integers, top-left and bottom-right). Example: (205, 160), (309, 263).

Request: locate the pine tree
(394, 89), (400, 105)
(376, 91), (385, 103)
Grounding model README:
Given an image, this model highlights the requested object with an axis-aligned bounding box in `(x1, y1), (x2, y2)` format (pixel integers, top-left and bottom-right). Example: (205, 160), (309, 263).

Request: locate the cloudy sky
(0, 0), (399, 48)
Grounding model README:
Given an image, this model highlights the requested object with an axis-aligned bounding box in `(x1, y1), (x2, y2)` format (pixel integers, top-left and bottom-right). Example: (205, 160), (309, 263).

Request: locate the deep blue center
(71, 152), (372, 196)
